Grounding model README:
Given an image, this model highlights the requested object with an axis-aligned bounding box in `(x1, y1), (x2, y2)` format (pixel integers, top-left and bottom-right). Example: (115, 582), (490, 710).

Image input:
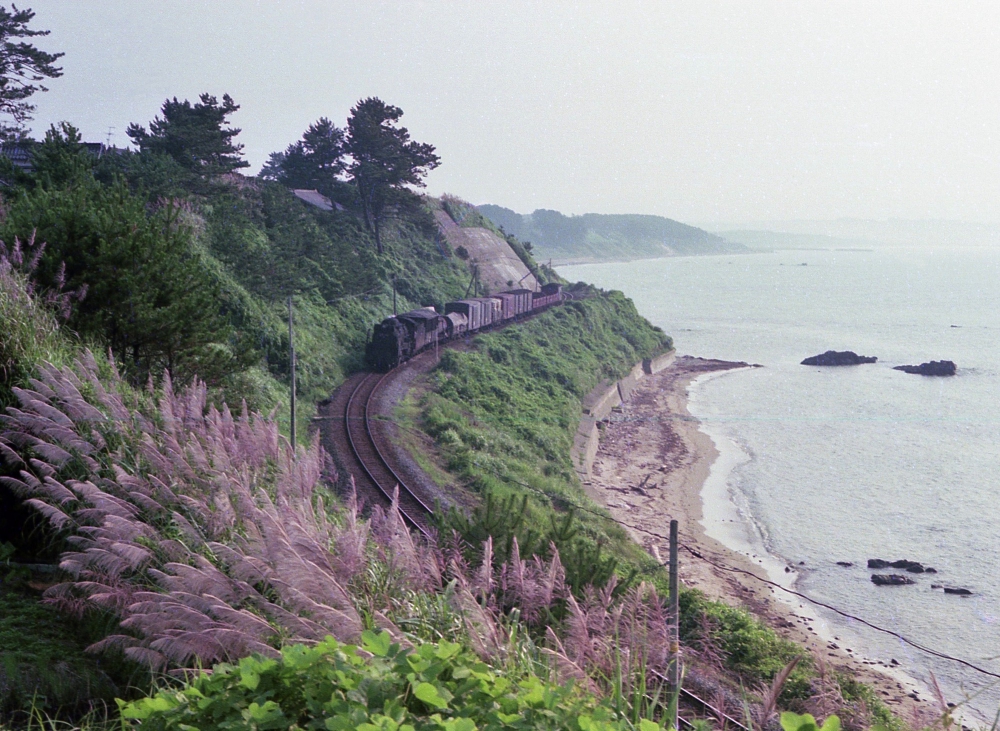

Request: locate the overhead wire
(479, 465), (1000, 681)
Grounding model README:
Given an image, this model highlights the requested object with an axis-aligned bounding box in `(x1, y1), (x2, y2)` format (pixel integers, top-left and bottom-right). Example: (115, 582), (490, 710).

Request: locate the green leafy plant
(119, 631), (665, 731)
(780, 711), (841, 731)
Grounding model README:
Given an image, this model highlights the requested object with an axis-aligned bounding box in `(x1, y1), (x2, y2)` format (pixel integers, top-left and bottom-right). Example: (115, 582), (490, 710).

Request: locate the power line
(481, 466), (1000, 682)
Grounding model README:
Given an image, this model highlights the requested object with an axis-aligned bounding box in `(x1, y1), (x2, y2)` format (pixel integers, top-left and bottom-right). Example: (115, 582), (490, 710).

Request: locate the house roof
(293, 189), (345, 212)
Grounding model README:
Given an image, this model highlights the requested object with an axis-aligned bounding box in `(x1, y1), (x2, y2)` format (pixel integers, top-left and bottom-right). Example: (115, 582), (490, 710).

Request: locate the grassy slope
(0, 176), (901, 728)
(423, 288), (669, 558)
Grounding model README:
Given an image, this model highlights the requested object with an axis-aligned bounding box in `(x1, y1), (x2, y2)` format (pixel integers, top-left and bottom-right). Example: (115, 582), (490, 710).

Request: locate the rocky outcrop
(871, 574), (915, 586)
(868, 558), (935, 573)
(801, 351), (877, 366)
(893, 360), (956, 376)
(943, 587), (972, 596)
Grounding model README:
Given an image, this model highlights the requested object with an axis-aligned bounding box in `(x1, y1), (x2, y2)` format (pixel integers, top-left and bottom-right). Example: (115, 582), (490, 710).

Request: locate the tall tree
(126, 93), (249, 179)
(2, 178), (236, 387)
(260, 117), (346, 197)
(344, 98), (440, 253)
(0, 5), (62, 141)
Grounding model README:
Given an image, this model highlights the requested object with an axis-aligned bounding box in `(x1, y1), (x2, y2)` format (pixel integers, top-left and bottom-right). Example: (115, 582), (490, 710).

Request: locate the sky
(21, 1), (1000, 225)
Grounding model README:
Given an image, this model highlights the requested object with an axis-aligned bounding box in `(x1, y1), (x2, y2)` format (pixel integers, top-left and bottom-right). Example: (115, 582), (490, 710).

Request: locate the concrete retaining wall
(581, 380), (621, 421)
(643, 350), (676, 375)
(571, 350), (676, 480)
(617, 362), (645, 402)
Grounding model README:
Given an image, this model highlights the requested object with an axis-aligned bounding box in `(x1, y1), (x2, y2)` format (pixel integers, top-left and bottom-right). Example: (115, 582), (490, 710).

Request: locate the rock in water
(893, 360), (957, 376)
(871, 574), (915, 586)
(836, 561), (854, 567)
(943, 587), (972, 595)
(867, 558), (891, 569)
(890, 559), (926, 573)
(801, 351), (878, 366)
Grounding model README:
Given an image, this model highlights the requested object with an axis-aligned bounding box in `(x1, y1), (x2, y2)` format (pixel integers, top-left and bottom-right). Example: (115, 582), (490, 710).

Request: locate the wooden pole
(288, 296), (296, 450)
(668, 519), (680, 730)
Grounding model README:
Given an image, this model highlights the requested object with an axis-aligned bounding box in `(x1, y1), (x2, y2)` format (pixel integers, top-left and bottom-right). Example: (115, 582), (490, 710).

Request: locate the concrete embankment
(570, 350), (675, 479)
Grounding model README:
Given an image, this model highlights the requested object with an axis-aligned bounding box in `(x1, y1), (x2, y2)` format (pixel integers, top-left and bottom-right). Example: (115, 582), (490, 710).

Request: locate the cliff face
(432, 208), (538, 292)
(478, 204), (749, 263)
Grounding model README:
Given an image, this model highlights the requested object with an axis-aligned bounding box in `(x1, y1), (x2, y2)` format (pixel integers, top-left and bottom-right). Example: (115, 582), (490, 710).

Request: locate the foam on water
(562, 248), (1000, 718)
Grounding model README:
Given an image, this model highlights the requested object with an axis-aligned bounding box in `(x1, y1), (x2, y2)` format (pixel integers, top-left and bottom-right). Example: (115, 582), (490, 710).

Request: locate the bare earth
(585, 356), (936, 723)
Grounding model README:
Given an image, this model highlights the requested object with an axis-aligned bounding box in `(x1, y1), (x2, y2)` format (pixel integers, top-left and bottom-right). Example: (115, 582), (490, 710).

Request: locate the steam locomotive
(366, 283), (564, 371)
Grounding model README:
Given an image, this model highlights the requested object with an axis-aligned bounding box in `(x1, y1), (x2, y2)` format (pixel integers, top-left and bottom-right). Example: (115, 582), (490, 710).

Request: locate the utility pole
(668, 519), (680, 731)
(288, 296), (297, 450)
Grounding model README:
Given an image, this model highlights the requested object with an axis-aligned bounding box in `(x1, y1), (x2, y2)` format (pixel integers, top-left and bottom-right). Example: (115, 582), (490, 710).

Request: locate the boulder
(867, 559), (891, 569)
(871, 574), (915, 586)
(802, 351), (878, 366)
(943, 587), (972, 596)
(893, 360), (956, 376)
(890, 560), (926, 573)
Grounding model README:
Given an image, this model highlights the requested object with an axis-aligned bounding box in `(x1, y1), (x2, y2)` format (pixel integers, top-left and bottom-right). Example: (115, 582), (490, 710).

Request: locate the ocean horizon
(561, 247), (1000, 719)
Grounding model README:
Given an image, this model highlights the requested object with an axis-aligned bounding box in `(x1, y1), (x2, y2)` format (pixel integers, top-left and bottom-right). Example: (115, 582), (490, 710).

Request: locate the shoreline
(584, 355), (940, 725)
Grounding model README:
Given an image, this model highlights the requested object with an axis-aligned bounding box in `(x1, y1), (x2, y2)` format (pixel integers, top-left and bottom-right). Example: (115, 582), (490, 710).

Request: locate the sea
(560, 247), (1000, 719)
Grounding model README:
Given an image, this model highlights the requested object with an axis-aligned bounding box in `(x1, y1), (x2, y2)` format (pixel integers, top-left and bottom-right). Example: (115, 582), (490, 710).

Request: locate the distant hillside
(719, 230), (876, 251)
(478, 205), (749, 263)
(709, 219), (1000, 248)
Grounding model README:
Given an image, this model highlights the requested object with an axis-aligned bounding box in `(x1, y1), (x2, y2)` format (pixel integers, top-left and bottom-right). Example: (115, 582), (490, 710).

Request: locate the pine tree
(345, 98), (440, 253)
(260, 117), (346, 197)
(0, 5), (63, 141)
(126, 93), (249, 180)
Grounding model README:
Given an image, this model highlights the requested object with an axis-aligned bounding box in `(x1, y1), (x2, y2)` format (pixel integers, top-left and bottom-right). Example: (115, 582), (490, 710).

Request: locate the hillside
(0, 100), (900, 731)
(479, 204), (750, 263)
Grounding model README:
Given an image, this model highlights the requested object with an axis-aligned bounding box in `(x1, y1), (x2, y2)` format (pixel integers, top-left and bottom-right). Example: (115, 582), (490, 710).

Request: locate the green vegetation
(119, 631), (664, 731)
(0, 5), (62, 141)
(0, 17), (909, 729)
(478, 205), (748, 263)
(425, 288), (669, 576)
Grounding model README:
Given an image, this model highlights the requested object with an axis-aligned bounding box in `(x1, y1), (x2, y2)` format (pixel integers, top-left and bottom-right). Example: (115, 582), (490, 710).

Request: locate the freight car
(366, 284), (563, 371)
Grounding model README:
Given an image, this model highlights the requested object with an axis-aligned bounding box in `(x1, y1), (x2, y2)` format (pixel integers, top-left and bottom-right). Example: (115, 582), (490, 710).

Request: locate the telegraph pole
(668, 519), (680, 730)
(288, 296), (296, 449)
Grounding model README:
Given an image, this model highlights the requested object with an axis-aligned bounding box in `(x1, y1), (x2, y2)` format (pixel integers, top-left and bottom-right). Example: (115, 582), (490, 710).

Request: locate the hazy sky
(22, 2), (1000, 224)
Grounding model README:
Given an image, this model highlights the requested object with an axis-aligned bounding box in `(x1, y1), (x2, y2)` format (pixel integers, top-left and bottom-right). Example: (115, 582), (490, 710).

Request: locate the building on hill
(0, 141), (120, 172)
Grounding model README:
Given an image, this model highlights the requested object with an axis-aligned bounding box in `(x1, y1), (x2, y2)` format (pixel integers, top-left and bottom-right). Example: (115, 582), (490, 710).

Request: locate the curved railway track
(318, 294), (745, 730)
(331, 371), (435, 538)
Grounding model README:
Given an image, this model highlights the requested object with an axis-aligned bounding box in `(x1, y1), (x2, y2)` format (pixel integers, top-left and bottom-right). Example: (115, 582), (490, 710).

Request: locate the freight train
(366, 283), (564, 371)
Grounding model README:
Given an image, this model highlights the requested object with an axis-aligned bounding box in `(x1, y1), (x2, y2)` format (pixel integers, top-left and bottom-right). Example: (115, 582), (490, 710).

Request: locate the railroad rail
(319, 292), (741, 731)
(342, 371), (436, 538)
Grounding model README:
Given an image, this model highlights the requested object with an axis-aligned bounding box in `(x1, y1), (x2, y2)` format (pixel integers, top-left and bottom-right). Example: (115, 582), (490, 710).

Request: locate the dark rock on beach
(802, 351), (878, 366)
(871, 574), (915, 586)
(893, 360), (956, 376)
(836, 561), (854, 567)
(867, 559), (891, 569)
(943, 587), (972, 595)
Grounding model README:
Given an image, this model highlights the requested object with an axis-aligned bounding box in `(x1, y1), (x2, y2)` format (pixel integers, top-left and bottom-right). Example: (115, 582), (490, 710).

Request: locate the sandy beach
(583, 355), (939, 725)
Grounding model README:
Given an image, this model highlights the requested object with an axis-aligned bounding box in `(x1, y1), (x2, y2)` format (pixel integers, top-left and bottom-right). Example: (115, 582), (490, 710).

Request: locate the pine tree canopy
(0, 5), (63, 140)
(126, 93), (249, 178)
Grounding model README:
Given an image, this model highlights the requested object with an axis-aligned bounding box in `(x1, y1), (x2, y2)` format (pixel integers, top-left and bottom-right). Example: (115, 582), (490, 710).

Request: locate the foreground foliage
(120, 631), (663, 731)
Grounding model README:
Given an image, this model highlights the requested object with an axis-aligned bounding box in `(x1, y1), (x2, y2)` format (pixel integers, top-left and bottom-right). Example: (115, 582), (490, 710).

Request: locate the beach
(583, 355), (937, 724)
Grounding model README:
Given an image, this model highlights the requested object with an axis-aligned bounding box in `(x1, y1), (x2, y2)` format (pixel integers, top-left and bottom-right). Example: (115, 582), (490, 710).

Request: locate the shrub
(119, 631), (664, 731)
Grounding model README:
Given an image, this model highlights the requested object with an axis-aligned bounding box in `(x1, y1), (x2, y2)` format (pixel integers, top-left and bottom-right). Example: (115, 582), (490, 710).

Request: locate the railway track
(324, 371), (435, 538)
(318, 295), (740, 731)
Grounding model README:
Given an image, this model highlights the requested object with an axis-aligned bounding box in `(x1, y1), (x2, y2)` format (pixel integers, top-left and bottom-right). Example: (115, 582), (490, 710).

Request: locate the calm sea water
(562, 248), (1000, 716)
